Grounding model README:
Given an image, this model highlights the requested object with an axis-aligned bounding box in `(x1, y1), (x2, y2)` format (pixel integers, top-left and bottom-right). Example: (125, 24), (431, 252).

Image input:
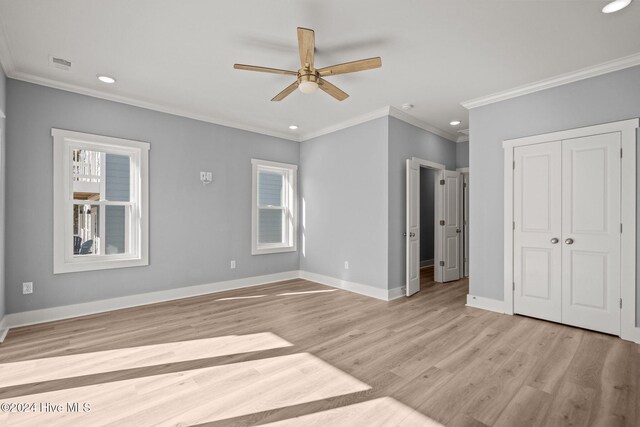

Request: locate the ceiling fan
(234, 27), (382, 102)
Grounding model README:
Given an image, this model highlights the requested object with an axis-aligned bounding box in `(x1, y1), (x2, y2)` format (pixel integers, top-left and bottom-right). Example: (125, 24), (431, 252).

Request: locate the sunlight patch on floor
(277, 289), (338, 296)
(0, 352), (370, 426)
(215, 295), (267, 301)
(0, 332), (292, 388)
(263, 397), (443, 426)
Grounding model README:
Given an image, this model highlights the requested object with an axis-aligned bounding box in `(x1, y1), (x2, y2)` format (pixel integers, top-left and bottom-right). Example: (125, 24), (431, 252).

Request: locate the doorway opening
(418, 167), (438, 286)
(405, 157), (468, 297)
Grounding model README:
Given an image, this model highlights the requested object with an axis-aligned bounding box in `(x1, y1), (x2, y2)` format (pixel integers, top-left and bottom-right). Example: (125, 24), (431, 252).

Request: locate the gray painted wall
(0, 65), (6, 320)
(419, 168), (436, 262)
(469, 65), (640, 326)
(5, 79), (299, 313)
(456, 141), (469, 168)
(388, 117), (457, 290)
(299, 118), (389, 290)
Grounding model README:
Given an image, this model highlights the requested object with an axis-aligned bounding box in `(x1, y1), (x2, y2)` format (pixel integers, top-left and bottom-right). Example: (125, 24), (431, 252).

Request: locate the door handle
(565, 238), (574, 245)
(456, 229), (461, 233)
(409, 232), (415, 237)
(550, 238), (559, 244)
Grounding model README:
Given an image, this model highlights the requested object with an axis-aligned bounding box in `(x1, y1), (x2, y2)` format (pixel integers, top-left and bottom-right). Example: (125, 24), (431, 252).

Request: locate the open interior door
(406, 159), (420, 296)
(438, 170), (463, 282)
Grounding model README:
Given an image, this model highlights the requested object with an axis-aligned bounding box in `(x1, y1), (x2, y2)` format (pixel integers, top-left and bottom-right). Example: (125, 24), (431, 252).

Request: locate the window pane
(73, 204), (100, 255)
(105, 154), (130, 202)
(258, 171), (283, 207)
(258, 208), (284, 244)
(105, 205), (127, 254)
(72, 149), (102, 201)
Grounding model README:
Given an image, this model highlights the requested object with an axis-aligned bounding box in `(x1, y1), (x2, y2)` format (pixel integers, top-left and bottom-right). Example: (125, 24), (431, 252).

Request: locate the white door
(513, 142), (563, 322)
(441, 170), (462, 282)
(406, 159), (420, 296)
(561, 133), (621, 335)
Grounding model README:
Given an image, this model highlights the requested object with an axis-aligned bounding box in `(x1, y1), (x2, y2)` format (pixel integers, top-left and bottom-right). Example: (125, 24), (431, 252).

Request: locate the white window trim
(251, 159), (298, 255)
(52, 128), (150, 274)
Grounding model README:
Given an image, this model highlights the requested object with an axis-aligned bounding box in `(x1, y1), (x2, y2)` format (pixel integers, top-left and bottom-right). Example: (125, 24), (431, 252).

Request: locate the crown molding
(461, 52), (640, 110)
(299, 106), (459, 143)
(4, 70), (456, 144)
(456, 128), (469, 143)
(7, 70), (302, 142)
(388, 106), (458, 142)
(298, 107), (391, 141)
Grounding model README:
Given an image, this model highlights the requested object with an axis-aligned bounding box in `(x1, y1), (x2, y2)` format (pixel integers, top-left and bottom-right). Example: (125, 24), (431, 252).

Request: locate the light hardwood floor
(0, 268), (637, 426)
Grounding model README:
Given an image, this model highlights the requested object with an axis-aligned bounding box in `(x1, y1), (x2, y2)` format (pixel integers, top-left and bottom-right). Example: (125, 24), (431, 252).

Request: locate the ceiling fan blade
(318, 78), (349, 101)
(271, 81), (299, 101)
(318, 57), (382, 77)
(234, 64), (298, 76)
(297, 27), (315, 68)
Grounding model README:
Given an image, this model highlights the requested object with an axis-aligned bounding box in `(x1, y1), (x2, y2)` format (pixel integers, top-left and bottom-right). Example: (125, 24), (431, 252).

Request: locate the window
(251, 159), (298, 255)
(52, 129), (149, 273)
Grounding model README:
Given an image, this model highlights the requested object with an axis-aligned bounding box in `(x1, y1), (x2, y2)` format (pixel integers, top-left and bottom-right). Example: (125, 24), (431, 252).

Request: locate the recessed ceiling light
(450, 120), (461, 126)
(401, 103), (414, 110)
(602, 0), (632, 13)
(97, 75), (116, 84)
(288, 125), (299, 130)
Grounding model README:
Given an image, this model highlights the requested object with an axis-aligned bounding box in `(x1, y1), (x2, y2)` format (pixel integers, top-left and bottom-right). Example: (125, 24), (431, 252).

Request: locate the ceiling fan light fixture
(602, 0), (632, 13)
(299, 80), (319, 94)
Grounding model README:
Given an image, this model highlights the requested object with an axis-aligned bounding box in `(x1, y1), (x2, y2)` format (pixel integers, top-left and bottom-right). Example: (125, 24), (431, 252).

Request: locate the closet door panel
(561, 132), (621, 335)
(513, 141), (562, 322)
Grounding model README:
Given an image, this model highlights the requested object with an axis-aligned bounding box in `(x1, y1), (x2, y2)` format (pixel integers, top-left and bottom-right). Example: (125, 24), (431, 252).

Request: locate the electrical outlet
(344, 261), (349, 270)
(22, 282), (33, 295)
(230, 260), (236, 269)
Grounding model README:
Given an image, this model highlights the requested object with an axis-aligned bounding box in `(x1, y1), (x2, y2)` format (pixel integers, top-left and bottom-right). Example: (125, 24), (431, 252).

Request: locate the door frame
(457, 167), (469, 277)
(503, 118), (639, 343)
(406, 157), (446, 294)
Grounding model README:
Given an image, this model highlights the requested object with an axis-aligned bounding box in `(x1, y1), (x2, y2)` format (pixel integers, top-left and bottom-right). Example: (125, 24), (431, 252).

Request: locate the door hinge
(513, 221), (515, 230)
(620, 223), (623, 233)
(440, 220), (445, 226)
(513, 282), (515, 290)
(620, 298), (622, 309)
(463, 182), (467, 188)
(440, 179), (445, 185)
(513, 160), (515, 170)
(620, 148), (623, 158)
(439, 261), (445, 267)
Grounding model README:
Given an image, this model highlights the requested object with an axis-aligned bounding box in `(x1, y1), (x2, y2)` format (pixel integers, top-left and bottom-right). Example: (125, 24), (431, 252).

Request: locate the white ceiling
(0, 0), (639, 141)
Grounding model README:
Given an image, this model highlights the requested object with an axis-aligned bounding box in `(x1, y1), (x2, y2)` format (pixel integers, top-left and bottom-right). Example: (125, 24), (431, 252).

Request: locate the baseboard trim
(420, 259), (434, 268)
(299, 270), (392, 301)
(466, 294), (506, 314)
(387, 286), (406, 301)
(1, 270), (410, 338)
(2, 271), (300, 331)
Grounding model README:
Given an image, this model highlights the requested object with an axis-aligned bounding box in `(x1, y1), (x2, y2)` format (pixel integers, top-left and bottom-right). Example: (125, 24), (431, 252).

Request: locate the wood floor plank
(0, 267), (636, 426)
(493, 385), (553, 427)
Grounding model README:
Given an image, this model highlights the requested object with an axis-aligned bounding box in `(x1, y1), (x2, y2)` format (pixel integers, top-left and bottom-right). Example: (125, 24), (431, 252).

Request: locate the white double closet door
(513, 132), (621, 335)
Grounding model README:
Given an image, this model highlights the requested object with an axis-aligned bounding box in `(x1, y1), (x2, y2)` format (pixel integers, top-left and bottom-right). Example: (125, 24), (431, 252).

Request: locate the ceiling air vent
(49, 55), (71, 71)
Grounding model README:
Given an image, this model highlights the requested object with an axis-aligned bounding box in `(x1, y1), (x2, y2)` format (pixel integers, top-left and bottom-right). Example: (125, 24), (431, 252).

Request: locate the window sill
(53, 256), (149, 274)
(252, 246), (297, 255)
